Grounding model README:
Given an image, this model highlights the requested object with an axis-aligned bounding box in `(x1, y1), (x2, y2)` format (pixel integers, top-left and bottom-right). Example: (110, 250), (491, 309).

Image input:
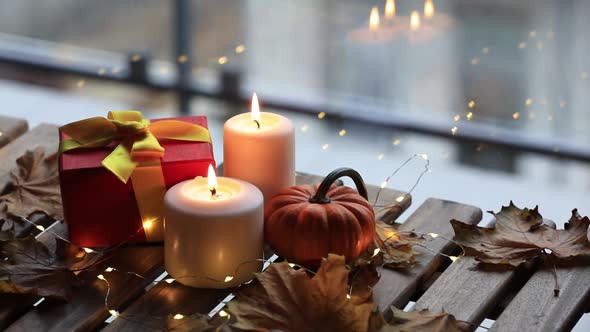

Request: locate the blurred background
(0, 0), (589, 329)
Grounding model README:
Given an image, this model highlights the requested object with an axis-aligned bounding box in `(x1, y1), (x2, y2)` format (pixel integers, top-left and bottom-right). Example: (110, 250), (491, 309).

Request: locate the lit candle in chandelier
(369, 6), (380, 32)
(164, 164), (264, 288)
(224, 93), (295, 201)
(385, 0), (396, 20)
(410, 11), (421, 31)
(424, 0), (435, 19)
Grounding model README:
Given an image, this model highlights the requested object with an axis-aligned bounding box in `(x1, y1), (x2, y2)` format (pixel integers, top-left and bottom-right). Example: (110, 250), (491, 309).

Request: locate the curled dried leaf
(0, 148), (62, 221)
(0, 232), (101, 299)
(373, 221), (424, 269)
(228, 254), (375, 332)
(452, 202), (590, 266)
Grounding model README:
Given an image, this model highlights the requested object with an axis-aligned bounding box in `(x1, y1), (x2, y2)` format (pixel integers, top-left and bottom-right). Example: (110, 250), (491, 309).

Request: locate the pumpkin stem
(309, 168), (369, 204)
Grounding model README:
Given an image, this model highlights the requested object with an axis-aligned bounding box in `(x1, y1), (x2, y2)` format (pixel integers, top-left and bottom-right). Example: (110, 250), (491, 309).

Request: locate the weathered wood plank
(413, 253), (526, 329)
(103, 174), (409, 331)
(490, 260), (590, 332)
(0, 115), (28, 148)
(374, 198), (482, 317)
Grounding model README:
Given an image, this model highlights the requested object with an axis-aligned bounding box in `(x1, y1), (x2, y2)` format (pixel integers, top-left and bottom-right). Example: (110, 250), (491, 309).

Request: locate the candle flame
(251, 93), (261, 123)
(369, 6), (380, 31)
(208, 164), (217, 196)
(424, 0), (434, 19)
(385, 0), (395, 19)
(410, 11), (421, 31)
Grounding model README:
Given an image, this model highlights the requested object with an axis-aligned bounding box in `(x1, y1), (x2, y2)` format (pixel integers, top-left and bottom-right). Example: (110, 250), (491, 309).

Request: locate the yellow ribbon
(59, 111), (211, 183)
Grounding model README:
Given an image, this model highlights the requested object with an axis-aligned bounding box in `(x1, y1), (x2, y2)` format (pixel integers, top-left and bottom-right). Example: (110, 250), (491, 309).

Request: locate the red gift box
(59, 116), (215, 247)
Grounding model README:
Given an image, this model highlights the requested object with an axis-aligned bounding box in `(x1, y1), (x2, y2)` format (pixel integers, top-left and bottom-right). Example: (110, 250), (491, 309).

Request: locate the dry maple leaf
(227, 254), (376, 332)
(377, 307), (466, 332)
(0, 148), (62, 221)
(451, 202), (590, 266)
(0, 231), (101, 299)
(373, 221), (424, 269)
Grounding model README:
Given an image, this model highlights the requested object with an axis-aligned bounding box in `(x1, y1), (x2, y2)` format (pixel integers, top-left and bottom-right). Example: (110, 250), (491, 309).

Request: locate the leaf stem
(543, 249), (560, 297)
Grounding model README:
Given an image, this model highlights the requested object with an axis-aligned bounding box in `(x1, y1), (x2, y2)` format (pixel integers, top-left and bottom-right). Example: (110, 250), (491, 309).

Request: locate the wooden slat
(413, 254), (525, 328)
(374, 198), (482, 316)
(0, 115), (28, 148)
(103, 174), (410, 331)
(490, 260), (590, 332)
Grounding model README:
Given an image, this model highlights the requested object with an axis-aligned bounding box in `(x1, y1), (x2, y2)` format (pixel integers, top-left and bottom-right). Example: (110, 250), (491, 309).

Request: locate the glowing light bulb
(346, 294), (352, 299)
(235, 45), (246, 54)
(36, 225), (45, 231)
(449, 256), (459, 262)
(143, 220), (153, 229)
(173, 314), (184, 320)
(385, 0), (396, 19)
(165, 278), (175, 284)
(410, 11), (421, 31)
(105, 267), (114, 272)
(219, 310), (230, 318)
(424, 0), (434, 19)
(369, 7), (380, 32)
(339, 129), (347, 136)
(218, 56), (227, 65)
(83, 248), (94, 253)
(317, 112), (326, 119)
(224, 276), (234, 283)
(451, 126), (458, 135)
(97, 274), (105, 280)
(288, 263), (295, 268)
(466, 112), (473, 120)
(109, 310), (119, 318)
(428, 233), (439, 238)
(372, 248), (381, 257)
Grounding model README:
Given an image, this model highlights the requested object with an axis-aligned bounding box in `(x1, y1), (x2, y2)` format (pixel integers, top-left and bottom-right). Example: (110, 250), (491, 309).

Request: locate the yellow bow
(59, 111), (211, 183)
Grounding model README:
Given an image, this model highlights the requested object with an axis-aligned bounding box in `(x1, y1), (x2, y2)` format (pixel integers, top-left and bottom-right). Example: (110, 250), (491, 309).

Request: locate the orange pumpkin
(264, 168), (375, 265)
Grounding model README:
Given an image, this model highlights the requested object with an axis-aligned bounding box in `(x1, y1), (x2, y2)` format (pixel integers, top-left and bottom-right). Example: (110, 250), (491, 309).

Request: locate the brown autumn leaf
(0, 231), (101, 299)
(374, 221), (424, 269)
(377, 307), (466, 332)
(0, 148), (62, 221)
(166, 313), (231, 332)
(451, 202), (590, 266)
(227, 254), (376, 332)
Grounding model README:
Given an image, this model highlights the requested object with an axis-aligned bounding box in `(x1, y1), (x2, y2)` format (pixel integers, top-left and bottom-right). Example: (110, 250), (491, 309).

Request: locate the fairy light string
(9, 153), (466, 327)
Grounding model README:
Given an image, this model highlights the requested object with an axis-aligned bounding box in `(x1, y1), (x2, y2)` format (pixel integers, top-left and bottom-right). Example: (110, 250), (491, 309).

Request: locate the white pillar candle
(223, 93), (295, 202)
(164, 165), (264, 288)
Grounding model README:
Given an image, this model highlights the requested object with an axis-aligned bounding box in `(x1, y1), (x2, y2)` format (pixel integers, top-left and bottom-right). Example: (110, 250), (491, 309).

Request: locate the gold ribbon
(60, 111), (212, 242)
(59, 111), (211, 183)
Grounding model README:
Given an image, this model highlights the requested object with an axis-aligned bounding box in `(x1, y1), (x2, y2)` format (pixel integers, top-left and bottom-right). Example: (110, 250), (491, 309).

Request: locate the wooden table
(0, 118), (588, 332)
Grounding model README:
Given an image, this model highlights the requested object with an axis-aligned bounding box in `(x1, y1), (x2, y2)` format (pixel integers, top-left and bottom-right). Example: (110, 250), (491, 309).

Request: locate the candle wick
(254, 120), (260, 129)
(210, 188), (217, 198)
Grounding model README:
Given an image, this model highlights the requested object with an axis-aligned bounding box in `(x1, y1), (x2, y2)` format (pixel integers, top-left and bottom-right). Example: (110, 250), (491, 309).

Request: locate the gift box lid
(59, 116), (214, 171)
